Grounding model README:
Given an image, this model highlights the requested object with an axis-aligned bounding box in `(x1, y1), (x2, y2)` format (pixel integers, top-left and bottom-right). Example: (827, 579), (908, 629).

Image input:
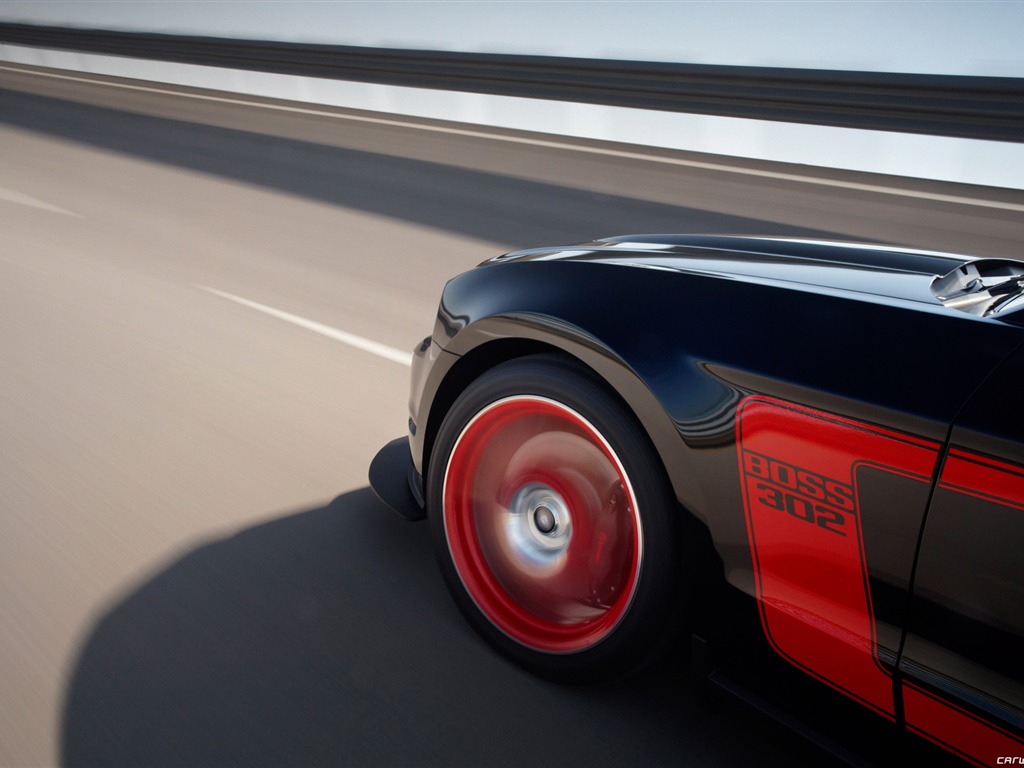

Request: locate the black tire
(427, 355), (686, 681)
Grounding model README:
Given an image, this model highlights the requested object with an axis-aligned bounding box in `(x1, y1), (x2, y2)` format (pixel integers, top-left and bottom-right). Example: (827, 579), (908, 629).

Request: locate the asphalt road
(1, 64), (1021, 767)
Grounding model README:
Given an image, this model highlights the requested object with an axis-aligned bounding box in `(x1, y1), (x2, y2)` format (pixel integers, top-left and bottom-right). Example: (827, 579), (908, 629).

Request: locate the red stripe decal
(903, 450), (1024, 763)
(736, 396), (940, 719)
(940, 449), (1024, 512)
(904, 683), (1024, 768)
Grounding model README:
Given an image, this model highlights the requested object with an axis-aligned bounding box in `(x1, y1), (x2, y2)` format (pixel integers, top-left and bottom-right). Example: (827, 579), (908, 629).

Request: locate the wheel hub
(506, 483), (572, 567)
(533, 505), (557, 534)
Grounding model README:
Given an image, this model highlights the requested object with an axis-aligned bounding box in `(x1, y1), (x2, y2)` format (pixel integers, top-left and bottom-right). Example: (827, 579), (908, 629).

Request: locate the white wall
(2, 2), (1022, 190)
(2, 1), (1022, 76)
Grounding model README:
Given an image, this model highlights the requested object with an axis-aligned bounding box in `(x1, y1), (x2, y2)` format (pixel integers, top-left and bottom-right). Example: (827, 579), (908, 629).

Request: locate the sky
(1, 0), (1023, 76)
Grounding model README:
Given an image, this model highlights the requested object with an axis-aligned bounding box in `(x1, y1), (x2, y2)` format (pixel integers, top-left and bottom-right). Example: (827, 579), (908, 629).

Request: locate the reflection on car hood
(488, 235), (972, 306)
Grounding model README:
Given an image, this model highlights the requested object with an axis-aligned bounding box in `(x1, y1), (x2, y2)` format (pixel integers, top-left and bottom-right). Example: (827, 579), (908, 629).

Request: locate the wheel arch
(420, 336), (557, 490)
(420, 314), (711, 529)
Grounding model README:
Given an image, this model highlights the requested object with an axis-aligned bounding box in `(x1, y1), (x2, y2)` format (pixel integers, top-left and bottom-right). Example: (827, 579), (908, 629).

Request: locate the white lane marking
(4, 63), (1024, 213)
(197, 285), (413, 366)
(0, 254), (52, 275)
(0, 186), (82, 217)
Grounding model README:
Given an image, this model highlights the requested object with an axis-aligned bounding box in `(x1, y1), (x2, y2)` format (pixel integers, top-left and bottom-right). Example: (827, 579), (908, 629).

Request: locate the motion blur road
(2, 63), (1022, 767)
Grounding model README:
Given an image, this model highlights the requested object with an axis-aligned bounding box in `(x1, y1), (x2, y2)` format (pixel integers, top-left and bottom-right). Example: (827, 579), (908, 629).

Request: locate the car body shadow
(59, 487), (816, 767)
(1, 87), (847, 250)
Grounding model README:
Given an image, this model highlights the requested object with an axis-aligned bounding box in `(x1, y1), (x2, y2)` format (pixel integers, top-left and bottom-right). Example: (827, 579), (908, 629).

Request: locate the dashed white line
(0, 186), (82, 217)
(4, 63), (1024, 213)
(0, 254), (53, 275)
(197, 285), (413, 366)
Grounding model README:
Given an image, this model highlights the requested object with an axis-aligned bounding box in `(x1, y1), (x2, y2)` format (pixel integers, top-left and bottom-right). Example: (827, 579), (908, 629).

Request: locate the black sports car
(370, 235), (1024, 766)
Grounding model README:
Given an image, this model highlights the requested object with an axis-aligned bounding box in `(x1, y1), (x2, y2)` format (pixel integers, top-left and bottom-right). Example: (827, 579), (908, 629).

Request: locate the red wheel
(444, 395), (641, 652)
(428, 357), (684, 679)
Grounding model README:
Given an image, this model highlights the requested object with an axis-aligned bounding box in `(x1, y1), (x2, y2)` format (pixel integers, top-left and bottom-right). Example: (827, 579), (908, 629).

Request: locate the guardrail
(2, 21), (1023, 143)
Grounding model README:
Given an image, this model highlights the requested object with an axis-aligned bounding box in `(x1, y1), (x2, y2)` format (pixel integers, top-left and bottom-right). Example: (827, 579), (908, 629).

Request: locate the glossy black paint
(377, 235), (1024, 761)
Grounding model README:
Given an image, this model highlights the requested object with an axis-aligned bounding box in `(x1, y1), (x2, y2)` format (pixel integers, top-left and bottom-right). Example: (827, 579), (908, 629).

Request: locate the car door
(899, 344), (1024, 765)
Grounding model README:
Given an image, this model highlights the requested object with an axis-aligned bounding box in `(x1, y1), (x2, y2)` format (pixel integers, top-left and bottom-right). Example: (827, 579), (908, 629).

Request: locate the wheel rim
(443, 395), (642, 653)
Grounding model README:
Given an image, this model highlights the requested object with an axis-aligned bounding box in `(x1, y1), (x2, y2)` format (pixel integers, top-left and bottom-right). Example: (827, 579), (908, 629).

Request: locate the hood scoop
(931, 259), (1024, 317)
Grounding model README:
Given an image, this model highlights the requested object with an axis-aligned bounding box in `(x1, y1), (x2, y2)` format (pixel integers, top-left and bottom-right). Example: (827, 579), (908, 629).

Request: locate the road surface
(2, 63), (1020, 767)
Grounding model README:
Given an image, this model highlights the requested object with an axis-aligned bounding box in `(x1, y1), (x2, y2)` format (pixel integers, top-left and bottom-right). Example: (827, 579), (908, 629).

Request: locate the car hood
(487, 235), (974, 307)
